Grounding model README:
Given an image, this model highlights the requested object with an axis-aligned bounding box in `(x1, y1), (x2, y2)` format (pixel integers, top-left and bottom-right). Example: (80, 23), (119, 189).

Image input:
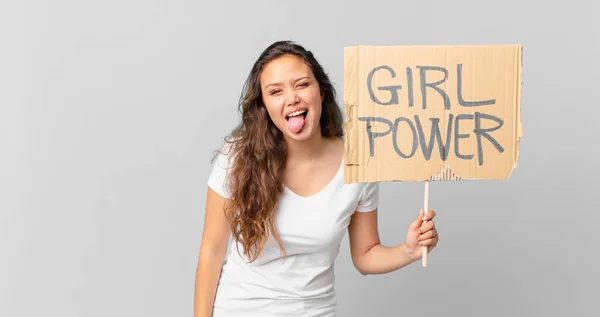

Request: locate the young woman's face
(260, 54), (323, 142)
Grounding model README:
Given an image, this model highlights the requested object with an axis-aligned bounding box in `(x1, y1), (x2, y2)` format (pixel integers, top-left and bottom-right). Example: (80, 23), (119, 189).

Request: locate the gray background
(2, 0), (598, 316)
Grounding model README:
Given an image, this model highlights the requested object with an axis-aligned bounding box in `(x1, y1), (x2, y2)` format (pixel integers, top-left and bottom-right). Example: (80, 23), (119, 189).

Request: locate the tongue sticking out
(286, 115), (305, 134)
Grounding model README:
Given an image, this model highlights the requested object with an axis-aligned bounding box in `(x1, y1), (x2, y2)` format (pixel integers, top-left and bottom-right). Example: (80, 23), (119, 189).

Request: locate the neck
(284, 133), (328, 163)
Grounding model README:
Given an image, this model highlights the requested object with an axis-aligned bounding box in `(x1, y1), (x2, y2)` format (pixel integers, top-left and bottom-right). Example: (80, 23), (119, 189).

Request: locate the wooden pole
(422, 180), (430, 267)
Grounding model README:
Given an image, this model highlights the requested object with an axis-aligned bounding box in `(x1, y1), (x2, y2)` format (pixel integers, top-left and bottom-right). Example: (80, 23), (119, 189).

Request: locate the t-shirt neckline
(283, 158), (344, 200)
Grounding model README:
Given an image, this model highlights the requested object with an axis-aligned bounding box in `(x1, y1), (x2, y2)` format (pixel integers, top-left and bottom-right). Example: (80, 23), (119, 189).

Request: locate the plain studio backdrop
(1, 0), (598, 316)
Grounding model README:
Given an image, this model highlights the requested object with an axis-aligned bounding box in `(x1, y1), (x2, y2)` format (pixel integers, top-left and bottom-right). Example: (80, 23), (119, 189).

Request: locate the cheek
(263, 99), (284, 121)
(300, 89), (323, 108)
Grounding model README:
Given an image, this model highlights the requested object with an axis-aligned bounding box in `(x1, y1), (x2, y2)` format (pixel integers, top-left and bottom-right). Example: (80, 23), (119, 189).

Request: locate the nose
(285, 91), (300, 107)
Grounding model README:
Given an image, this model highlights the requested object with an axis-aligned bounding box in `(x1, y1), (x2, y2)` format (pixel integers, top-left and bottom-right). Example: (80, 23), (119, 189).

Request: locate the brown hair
(214, 40), (343, 262)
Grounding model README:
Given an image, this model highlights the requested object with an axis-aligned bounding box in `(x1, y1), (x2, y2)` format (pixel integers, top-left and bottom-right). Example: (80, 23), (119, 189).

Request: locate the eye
(297, 82), (309, 88)
(269, 89), (281, 95)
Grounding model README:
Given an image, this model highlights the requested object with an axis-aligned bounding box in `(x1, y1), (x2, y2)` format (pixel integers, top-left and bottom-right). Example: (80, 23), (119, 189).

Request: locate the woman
(194, 40), (439, 317)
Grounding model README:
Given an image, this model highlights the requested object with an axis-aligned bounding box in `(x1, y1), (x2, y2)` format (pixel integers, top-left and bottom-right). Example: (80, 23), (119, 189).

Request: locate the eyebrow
(265, 76), (310, 89)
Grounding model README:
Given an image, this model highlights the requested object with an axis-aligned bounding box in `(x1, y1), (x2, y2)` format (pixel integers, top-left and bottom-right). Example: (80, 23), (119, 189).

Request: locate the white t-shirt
(206, 144), (379, 317)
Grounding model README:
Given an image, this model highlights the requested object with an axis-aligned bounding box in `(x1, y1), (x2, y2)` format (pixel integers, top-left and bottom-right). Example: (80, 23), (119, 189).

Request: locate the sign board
(343, 44), (523, 183)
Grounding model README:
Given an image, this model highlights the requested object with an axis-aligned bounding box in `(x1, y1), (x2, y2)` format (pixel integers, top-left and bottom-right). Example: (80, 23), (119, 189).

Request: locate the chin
(285, 131), (314, 142)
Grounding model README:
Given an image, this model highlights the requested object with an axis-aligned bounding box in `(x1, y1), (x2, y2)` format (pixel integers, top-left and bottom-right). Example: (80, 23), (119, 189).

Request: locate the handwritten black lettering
(414, 114), (454, 161)
(454, 114), (474, 160)
(366, 66), (402, 106)
(416, 66), (451, 110)
(473, 112), (504, 165)
(457, 64), (496, 107)
(358, 113), (504, 165)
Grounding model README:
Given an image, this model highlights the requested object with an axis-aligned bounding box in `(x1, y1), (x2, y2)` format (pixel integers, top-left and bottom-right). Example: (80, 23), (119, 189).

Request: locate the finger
(419, 231), (439, 245)
(418, 238), (435, 246)
(418, 220), (435, 233)
(429, 240), (438, 250)
(430, 235), (439, 248)
(409, 209), (424, 231)
(423, 210), (436, 221)
(418, 229), (437, 241)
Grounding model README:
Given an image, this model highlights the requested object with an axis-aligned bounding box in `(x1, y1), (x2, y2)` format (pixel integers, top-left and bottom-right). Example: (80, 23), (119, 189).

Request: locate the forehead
(260, 54), (314, 85)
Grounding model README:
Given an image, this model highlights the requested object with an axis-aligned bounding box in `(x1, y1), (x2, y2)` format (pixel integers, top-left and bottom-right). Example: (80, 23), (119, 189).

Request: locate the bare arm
(194, 188), (231, 317)
(348, 209), (438, 275)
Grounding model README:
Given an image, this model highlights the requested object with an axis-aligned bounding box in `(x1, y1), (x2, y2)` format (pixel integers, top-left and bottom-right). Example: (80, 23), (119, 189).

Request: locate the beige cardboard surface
(343, 45), (522, 183)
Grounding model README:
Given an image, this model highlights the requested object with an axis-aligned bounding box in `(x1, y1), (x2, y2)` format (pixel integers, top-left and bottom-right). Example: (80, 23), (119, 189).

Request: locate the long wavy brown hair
(214, 40), (344, 262)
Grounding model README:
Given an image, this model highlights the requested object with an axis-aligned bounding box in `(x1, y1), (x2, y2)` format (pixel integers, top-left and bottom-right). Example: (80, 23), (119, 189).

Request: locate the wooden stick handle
(422, 181), (430, 267)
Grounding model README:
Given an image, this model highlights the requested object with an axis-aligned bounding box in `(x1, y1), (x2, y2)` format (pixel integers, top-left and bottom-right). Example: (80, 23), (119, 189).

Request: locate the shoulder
(355, 181), (379, 212)
(207, 140), (236, 199)
(333, 137), (379, 212)
(213, 140), (235, 166)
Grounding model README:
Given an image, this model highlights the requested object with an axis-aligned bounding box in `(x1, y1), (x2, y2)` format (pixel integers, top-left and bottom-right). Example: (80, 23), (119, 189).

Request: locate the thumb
(409, 209), (424, 231)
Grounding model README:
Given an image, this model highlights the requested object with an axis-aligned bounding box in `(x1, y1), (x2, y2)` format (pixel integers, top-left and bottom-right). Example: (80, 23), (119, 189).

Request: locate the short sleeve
(355, 182), (379, 212)
(207, 144), (234, 199)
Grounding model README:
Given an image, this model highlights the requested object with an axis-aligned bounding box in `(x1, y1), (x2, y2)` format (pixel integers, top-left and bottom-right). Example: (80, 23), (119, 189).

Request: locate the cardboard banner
(343, 44), (523, 183)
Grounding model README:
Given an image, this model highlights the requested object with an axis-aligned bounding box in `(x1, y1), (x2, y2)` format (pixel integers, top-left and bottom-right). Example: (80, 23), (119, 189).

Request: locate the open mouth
(285, 109), (308, 133)
(286, 109), (308, 121)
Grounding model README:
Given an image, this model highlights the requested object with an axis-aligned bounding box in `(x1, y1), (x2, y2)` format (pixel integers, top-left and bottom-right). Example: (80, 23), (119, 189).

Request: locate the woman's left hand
(404, 209), (439, 261)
